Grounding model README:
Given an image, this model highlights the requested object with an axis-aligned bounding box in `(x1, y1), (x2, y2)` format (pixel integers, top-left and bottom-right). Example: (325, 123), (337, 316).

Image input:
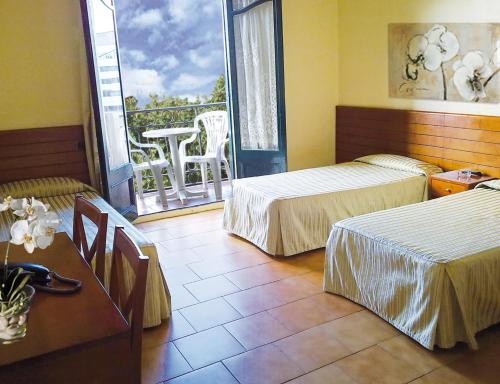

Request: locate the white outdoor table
(143, 127), (206, 203)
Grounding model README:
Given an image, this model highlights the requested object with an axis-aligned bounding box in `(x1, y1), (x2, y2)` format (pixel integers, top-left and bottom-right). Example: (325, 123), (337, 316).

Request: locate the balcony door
(80, 0), (136, 218)
(224, 0), (287, 178)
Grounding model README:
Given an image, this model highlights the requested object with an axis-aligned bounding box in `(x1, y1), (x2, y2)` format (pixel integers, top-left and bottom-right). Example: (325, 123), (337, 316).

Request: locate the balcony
(126, 102), (231, 216)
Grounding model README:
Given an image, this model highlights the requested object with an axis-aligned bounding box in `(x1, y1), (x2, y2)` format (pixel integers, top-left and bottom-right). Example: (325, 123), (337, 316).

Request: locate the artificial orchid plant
(0, 196), (61, 304)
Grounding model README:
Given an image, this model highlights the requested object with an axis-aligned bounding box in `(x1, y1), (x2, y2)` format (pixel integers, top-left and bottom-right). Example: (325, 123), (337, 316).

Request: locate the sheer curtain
(234, 0), (278, 150)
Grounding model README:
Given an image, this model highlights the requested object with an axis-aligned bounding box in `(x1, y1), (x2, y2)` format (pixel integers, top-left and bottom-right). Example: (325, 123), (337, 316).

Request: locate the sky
(114, 0), (226, 106)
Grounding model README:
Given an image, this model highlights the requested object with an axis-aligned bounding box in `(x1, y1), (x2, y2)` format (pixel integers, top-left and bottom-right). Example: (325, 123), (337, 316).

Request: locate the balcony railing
(126, 102), (227, 193)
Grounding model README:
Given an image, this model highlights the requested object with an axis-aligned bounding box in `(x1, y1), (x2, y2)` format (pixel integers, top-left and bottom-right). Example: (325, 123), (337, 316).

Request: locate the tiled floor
(136, 180), (232, 216)
(136, 209), (500, 384)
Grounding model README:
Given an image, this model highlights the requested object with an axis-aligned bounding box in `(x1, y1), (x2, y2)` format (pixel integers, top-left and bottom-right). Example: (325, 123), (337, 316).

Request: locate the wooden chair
(110, 226), (149, 384)
(72, 194), (108, 283)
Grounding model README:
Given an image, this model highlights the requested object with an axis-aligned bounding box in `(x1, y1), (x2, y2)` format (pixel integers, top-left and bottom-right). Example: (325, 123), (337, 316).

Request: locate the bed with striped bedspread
(0, 178), (170, 328)
(324, 182), (500, 350)
(224, 155), (441, 256)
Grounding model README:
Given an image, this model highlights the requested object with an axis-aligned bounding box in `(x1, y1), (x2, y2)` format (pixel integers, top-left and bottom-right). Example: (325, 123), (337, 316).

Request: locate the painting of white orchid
(389, 23), (500, 103)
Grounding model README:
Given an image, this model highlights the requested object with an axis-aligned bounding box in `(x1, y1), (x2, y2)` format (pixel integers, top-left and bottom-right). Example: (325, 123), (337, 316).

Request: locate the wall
(282, 0), (339, 171)
(0, 0), (84, 130)
(338, 0), (500, 117)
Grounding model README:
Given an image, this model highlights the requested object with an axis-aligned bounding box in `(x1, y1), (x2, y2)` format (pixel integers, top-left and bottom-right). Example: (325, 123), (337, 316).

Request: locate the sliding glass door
(80, 0), (136, 217)
(224, 0), (287, 178)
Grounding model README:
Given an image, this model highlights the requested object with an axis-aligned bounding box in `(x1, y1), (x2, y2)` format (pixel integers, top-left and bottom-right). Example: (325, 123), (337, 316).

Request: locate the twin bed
(224, 153), (499, 350)
(0, 177), (170, 328)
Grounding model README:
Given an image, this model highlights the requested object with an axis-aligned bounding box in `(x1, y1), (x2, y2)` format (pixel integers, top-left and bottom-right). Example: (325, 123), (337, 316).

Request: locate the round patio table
(143, 127), (205, 203)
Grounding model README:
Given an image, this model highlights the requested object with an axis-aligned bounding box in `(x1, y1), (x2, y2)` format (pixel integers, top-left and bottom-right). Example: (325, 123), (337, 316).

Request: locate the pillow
(0, 177), (96, 199)
(354, 154), (443, 176)
(475, 179), (500, 191)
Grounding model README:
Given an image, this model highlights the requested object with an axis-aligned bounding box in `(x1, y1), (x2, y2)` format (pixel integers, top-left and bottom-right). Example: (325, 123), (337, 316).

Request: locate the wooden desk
(0, 233), (133, 384)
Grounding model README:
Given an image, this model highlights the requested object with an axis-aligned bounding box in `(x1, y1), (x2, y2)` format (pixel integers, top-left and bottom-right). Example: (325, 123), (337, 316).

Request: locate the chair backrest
(195, 111), (228, 156)
(110, 226), (149, 383)
(73, 195), (108, 283)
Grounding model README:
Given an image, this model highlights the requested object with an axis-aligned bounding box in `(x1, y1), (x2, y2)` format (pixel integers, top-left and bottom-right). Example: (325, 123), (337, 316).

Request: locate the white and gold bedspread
(325, 188), (500, 349)
(0, 178), (170, 328)
(224, 161), (430, 256)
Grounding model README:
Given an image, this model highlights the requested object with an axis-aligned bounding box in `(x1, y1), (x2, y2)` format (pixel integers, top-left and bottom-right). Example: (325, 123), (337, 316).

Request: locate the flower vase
(0, 285), (35, 344)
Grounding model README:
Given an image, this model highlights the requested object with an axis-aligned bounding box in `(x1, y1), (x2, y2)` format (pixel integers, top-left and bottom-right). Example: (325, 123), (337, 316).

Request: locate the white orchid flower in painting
(453, 51), (493, 101)
(12, 197), (48, 221)
(33, 211), (61, 249)
(0, 196), (18, 212)
(493, 40), (500, 68)
(10, 220), (38, 254)
(406, 24), (459, 79)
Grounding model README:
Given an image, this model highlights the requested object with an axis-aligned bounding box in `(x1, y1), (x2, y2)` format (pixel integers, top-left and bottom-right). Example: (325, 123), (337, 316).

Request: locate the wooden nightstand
(430, 170), (495, 198)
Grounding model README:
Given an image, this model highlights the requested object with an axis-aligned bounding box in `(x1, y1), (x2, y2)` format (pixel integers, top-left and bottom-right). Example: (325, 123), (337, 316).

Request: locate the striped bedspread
(0, 178), (170, 328)
(325, 187), (500, 349)
(224, 161), (431, 256)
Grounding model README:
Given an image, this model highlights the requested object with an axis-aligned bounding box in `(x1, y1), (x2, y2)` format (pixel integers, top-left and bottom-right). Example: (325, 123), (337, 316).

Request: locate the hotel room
(0, 0), (498, 383)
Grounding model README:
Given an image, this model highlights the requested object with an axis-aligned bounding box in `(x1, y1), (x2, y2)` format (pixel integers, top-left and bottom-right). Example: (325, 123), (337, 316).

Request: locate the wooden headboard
(0, 125), (91, 184)
(336, 106), (500, 178)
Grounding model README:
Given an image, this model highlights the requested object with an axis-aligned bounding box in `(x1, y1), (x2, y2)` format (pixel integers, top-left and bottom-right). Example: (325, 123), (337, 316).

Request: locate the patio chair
(129, 137), (175, 207)
(179, 111), (232, 200)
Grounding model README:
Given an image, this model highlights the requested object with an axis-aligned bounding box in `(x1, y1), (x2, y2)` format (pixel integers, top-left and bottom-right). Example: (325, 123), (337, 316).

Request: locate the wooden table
(0, 233), (133, 384)
(429, 170), (495, 198)
(143, 127), (206, 204)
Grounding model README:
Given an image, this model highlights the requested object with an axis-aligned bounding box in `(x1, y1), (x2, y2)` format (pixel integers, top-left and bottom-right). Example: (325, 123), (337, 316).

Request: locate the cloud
(170, 73), (218, 91)
(129, 9), (163, 29)
(167, 0), (197, 24)
(152, 55), (180, 70)
(188, 49), (223, 69)
(121, 66), (166, 98)
(123, 49), (148, 63)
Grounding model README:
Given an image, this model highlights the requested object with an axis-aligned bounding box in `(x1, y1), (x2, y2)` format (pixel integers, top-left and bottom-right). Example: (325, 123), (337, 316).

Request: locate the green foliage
(126, 75), (228, 192)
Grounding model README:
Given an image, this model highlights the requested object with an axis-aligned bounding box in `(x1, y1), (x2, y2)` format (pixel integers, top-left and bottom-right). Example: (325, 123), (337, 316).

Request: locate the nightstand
(430, 170), (495, 198)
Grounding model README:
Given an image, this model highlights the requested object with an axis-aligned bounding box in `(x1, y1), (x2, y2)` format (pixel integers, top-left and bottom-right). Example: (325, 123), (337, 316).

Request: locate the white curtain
(234, 0), (278, 150)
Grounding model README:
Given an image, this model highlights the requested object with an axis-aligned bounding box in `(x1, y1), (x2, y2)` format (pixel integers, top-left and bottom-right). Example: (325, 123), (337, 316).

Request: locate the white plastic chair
(129, 137), (175, 207)
(179, 111), (232, 200)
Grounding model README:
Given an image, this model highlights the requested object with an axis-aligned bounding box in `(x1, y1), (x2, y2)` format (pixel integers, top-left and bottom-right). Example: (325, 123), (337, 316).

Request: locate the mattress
(224, 155), (441, 256)
(324, 186), (500, 350)
(0, 178), (170, 328)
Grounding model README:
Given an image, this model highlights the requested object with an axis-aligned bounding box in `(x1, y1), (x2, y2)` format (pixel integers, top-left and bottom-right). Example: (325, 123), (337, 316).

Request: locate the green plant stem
(3, 241), (10, 285)
(441, 63), (447, 101)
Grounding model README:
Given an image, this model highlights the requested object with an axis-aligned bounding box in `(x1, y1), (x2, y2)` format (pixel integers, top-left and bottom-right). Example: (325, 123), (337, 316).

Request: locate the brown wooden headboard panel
(336, 106), (500, 178)
(0, 125), (91, 184)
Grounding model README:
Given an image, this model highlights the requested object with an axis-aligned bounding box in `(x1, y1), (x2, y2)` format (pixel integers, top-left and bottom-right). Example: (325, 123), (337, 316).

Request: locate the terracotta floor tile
(334, 345), (421, 384)
(191, 241), (244, 259)
(174, 326), (245, 369)
(192, 230), (231, 247)
(188, 251), (269, 279)
(268, 293), (361, 333)
(282, 249), (326, 272)
(300, 270), (325, 289)
(179, 298), (242, 331)
(162, 265), (201, 286)
(165, 363), (238, 384)
(223, 344), (303, 384)
(157, 246), (203, 269)
(224, 285), (284, 317)
(184, 275), (240, 302)
(168, 223), (220, 239)
(379, 335), (465, 375)
(265, 275), (323, 304)
(141, 342), (192, 384)
(323, 310), (399, 352)
(287, 363), (357, 384)
(224, 312), (293, 349)
(143, 311), (196, 348)
(409, 365), (477, 384)
(225, 261), (309, 290)
(136, 219), (170, 233)
(159, 236), (202, 252)
(170, 284), (199, 310)
(274, 323), (351, 372)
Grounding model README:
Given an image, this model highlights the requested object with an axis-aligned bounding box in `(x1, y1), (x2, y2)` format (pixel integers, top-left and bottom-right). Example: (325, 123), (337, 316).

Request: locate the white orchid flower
(406, 25), (459, 79)
(33, 211), (61, 249)
(493, 40), (500, 68)
(0, 196), (18, 212)
(12, 197), (48, 221)
(10, 220), (38, 254)
(453, 51), (493, 101)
